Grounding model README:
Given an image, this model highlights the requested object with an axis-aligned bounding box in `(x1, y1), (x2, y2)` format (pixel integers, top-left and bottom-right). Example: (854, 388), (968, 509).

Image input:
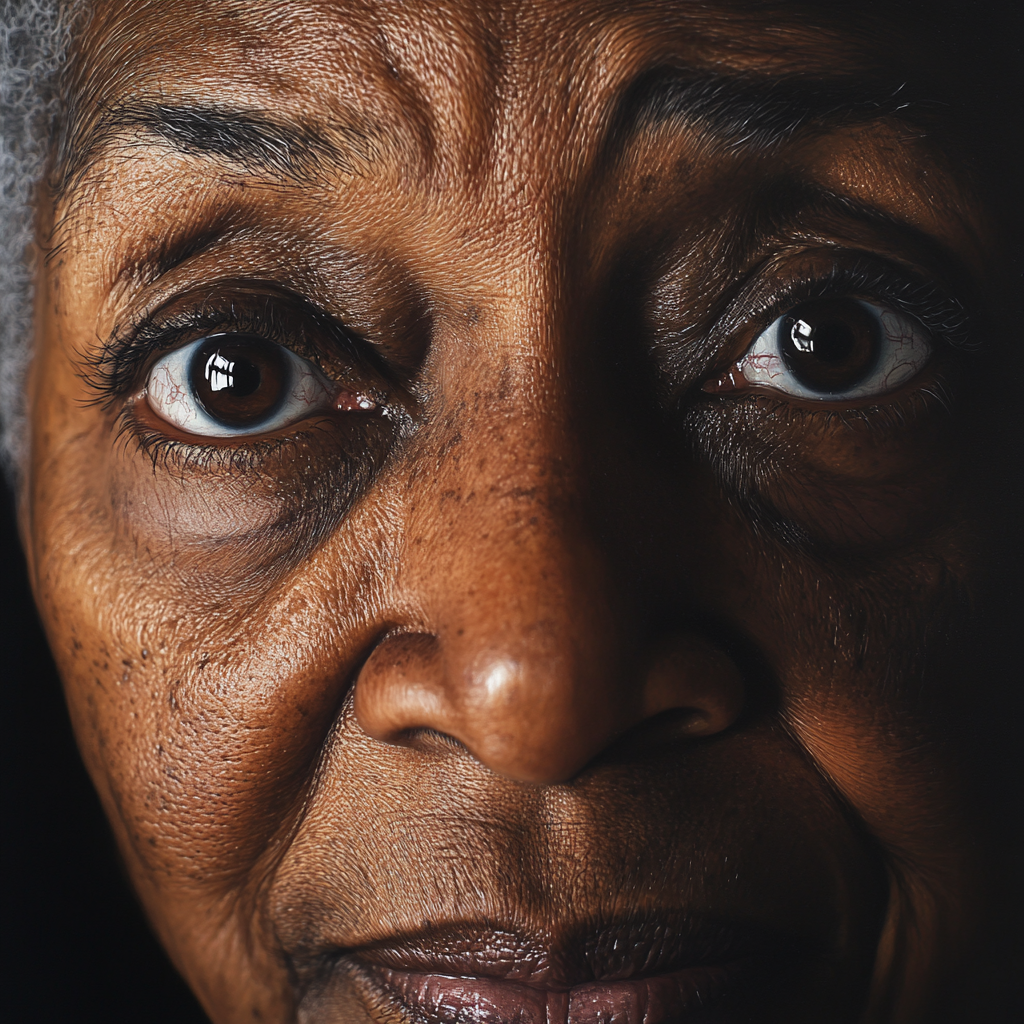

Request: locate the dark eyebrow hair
(55, 100), (381, 198)
(610, 68), (922, 153)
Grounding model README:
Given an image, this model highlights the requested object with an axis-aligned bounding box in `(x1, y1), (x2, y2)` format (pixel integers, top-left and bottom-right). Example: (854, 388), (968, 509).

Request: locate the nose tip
(354, 630), (744, 785)
(353, 632), (606, 783)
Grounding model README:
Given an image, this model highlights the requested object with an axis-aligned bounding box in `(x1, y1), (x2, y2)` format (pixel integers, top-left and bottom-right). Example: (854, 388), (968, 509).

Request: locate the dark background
(1, 477), (208, 1023)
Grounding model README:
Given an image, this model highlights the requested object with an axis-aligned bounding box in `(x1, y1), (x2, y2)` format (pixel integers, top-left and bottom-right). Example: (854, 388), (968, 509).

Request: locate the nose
(348, 245), (748, 783)
(355, 625), (745, 784)
(353, 432), (744, 785)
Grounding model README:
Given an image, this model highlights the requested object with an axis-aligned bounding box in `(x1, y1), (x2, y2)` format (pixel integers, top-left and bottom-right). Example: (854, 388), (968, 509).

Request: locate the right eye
(145, 334), (370, 437)
(736, 298), (933, 401)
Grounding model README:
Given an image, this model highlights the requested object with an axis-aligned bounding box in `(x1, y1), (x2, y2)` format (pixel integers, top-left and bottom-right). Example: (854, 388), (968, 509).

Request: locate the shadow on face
(20, 1), (1021, 1022)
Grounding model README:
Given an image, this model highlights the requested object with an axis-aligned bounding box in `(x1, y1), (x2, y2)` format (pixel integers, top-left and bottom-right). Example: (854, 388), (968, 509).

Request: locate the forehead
(54, 0), (991, 355)
(69, 0), (910, 183)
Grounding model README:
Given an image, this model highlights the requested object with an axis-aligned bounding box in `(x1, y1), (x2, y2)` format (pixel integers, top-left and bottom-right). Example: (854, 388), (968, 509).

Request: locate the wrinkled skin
(22, 1), (1017, 1022)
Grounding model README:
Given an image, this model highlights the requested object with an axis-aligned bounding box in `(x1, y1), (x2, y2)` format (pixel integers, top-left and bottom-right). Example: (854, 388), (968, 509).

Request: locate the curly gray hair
(1, 0), (73, 482)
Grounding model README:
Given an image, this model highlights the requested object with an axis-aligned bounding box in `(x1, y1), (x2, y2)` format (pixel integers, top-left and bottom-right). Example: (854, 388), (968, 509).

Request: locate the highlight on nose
(353, 629), (745, 785)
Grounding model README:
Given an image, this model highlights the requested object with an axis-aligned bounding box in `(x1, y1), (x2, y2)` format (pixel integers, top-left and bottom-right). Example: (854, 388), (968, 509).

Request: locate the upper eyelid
(718, 255), (972, 358)
(83, 287), (375, 408)
(647, 250), (972, 401)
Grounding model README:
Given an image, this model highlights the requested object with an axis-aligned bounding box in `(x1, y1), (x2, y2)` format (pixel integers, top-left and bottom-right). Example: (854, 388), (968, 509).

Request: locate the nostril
(642, 633), (746, 736)
(353, 625), (745, 782)
(402, 727), (469, 755)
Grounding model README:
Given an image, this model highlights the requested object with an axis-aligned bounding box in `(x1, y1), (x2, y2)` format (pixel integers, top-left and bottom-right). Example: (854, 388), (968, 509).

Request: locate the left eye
(737, 298), (933, 401)
(146, 333), (339, 437)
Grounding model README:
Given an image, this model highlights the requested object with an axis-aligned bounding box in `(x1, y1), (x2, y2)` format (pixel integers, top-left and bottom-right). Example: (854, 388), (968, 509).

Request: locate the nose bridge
(424, 406), (623, 690)
(384, 279), (641, 781)
(411, 243), (610, 627)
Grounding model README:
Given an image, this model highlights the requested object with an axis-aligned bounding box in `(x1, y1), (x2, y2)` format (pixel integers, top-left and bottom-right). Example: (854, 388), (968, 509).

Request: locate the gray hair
(1, 0), (72, 483)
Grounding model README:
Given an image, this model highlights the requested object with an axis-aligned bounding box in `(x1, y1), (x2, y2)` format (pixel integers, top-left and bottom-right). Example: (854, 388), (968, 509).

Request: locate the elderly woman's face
(22, 1), (1014, 1022)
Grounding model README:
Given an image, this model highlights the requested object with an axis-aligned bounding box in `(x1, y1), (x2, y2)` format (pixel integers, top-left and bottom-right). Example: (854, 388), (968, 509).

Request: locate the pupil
(189, 335), (289, 428)
(780, 299), (880, 394)
(791, 319), (857, 364)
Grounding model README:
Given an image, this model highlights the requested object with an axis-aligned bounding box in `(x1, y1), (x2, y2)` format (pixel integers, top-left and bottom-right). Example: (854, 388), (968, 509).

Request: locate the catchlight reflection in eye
(146, 333), (375, 437)
(719, 298), (933, 401)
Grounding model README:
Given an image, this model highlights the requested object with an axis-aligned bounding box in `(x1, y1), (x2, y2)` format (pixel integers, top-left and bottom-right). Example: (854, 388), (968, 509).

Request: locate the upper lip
(337, 914), (789, 989)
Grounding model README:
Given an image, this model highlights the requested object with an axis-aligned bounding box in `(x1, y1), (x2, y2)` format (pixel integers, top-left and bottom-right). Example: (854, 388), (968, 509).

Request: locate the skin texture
(21, 1), (1018, 1022)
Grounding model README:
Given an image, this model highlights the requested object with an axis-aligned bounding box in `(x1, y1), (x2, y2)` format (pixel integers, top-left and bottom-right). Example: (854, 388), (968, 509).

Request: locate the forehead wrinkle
(460, 5), (907, 245)
(55, 0), (444, 203)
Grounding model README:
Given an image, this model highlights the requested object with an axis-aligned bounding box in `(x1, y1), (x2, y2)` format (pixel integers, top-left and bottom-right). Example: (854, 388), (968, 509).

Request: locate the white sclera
(739, 300), (933, 401)
(146, 336), (334, 437)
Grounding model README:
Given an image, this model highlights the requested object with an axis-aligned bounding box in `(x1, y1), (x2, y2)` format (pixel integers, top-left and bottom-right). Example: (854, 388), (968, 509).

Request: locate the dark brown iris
(189, 335), (290, 428)
(780, 298), (880, 394)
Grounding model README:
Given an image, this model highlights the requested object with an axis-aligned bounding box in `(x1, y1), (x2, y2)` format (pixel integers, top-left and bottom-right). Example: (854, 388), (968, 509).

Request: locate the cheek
(26, 380), (395, 886)
(679, 495), (981, 877)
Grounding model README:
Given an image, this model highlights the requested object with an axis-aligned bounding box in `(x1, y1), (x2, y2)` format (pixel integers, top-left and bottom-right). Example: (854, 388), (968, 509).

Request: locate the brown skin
(21, 1), (1017, 1022)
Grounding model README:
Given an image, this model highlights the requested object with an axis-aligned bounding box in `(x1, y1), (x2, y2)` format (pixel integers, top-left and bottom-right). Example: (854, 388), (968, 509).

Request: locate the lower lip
(360, 962), (742, 1024)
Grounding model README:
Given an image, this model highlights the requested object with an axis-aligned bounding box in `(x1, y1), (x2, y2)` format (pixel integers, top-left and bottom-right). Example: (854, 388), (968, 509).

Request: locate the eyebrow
(55, 100), (381, 197)
(60, 69), (918, 201)
(609, 68), (920, 153)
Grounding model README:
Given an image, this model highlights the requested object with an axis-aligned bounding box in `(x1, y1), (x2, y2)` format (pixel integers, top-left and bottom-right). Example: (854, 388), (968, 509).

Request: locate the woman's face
(22, 1), (1015, 1022)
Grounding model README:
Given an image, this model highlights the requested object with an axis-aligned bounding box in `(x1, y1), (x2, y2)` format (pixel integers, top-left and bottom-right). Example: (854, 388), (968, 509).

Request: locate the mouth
(334, 918), (793, 1024)
(352, 962), (746, 1024)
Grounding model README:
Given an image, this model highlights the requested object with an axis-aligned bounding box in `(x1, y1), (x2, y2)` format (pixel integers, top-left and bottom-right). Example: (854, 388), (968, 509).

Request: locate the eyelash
(112, 414), (314, 473)
(85, 292), (383, 470)
(84, 293), (362, 410)
(730, 257), (972, 359)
